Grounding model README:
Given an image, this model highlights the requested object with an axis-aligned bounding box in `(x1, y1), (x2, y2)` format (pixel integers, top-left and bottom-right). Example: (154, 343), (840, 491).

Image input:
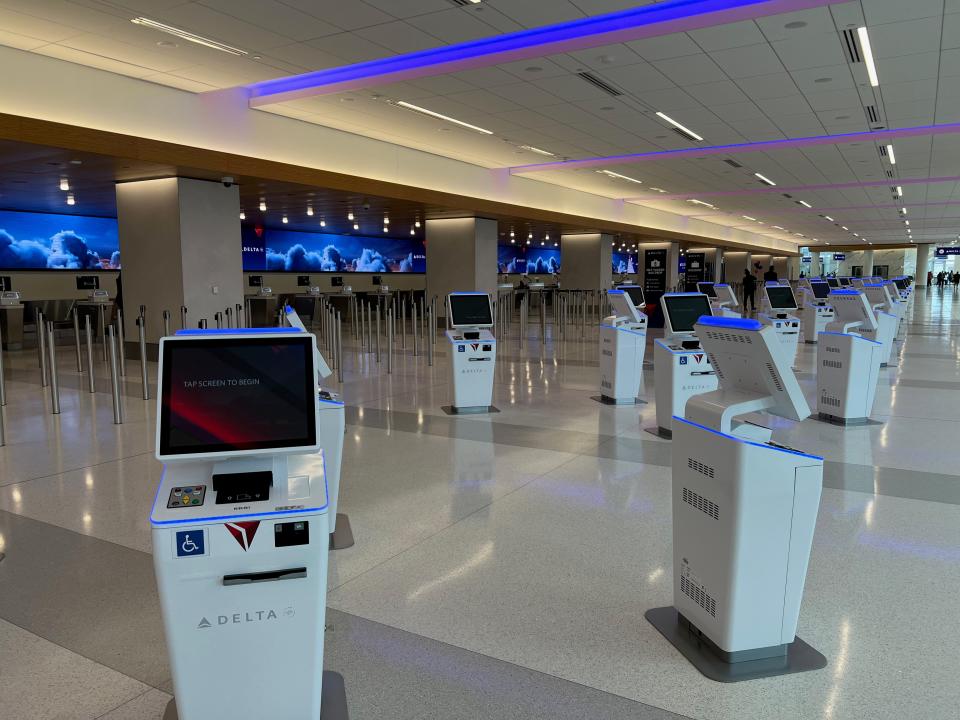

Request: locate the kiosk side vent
(682, 484), (719, 520)
(702, 330), (752, 344)
(686, 459), (715, 479)
(680, 575), (717, 617)
(822, 359), (843, 369)
(821, 394), (841, 408)
(764, 362), (785, 392)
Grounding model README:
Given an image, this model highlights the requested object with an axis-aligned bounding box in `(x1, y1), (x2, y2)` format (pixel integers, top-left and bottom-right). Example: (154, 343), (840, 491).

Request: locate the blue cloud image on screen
(243, 227), (425, 273)
(0, 210), (120, 270)
(613, 252), (638, 274)
(498, 246), (560, 274)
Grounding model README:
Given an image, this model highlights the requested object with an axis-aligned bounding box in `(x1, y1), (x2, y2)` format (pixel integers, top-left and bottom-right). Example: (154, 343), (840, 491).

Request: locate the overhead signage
(644, 248), (667, 295)
(801, 256), (812, 263)
(684, 252), (706, 291)
(833, 253), (846, 261)
(935, 247), (960, 256)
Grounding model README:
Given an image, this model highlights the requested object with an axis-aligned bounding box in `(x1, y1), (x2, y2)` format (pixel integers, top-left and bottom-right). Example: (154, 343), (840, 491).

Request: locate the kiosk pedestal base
(644, 426), (672, 439)
(817, 413), (883, 427)
(441, 405), (500, 415)
(591, 395), (647, 405)
(330, 513), (355, 550)
(645, 607), (826, 683)
(164, 671), (349, 720)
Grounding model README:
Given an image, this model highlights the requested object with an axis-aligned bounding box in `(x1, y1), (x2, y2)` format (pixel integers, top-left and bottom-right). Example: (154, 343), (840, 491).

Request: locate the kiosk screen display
(894, 278), (908, 290)
(810, 282), (830, 299)
(623, 286), (645, 308)
(449, 294), (492, 328)
(766, 286), (797, 309)
(838, 277), (851, 286)
(159, 336), (316, 456)
(664, 295), (712, 333)
(827, 278), (840, 288)
(696, 282), (717, 298)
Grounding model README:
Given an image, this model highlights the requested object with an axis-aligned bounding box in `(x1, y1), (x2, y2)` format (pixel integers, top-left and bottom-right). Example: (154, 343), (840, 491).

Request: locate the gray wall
(425, 217), (497, 317)
(0, 271), (119, 300)
(560, 233), (612, 290)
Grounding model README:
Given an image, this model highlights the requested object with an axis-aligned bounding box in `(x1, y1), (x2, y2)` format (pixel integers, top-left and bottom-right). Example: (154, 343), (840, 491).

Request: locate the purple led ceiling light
(247, 0), (850, 106)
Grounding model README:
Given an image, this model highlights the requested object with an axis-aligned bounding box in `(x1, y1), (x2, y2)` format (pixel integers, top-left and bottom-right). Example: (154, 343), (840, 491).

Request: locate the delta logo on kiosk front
(225, 521), (260, 551)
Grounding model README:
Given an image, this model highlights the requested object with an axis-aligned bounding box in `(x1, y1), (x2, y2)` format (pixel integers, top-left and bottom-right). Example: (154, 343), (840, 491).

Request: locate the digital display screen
(613, 251), (637, 274)
(766, 286), (797, 309)
(894, 279), (908, 290)
(498, 246), (560, 274)
(0, 209), (120, 270)
(664, 294), (712, 333)
(827, 278), (840, 288)
(697, 282), (717, 298)
(810, 282), (830, 299)
(159, 336), (316, 457)
(623, 286), (645, 308)
(839, 277), (851, 286)
(449, 294), (492, 327)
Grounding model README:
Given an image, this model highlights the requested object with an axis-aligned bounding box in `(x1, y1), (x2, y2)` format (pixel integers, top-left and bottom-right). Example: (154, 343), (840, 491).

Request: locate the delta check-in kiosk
(650, 293), (718, 438)
(151, 329), (347, 720)
(647, 316), (826, 682)
(698, 282), (741, 317)
(597, 286), (648, 404)
(816, 290), (884, 425)
(445, 292), (496, 414)
(801, 281), (835, 344)
(758, 285), (801, 365)
(861, 284), (900, 367)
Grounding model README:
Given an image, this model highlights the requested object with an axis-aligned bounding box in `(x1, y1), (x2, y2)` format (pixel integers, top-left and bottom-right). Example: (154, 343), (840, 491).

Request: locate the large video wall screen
(243, 226), (425, 273)
(0, 210), (120, 270)
(497, 246), (560, 274)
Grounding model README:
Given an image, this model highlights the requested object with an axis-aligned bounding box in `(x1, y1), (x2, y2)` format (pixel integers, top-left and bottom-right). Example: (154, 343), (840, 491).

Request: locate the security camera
(221, 176), (235, 187)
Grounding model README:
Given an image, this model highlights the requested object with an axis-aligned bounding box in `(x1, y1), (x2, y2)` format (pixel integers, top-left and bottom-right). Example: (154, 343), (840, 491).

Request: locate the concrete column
(714, 248), (724, 282)
(723, 251), (750, 284)
(772, 256), (789, 278)
(559, 233), (613, 290)
(786, 257), (802, 279)
(116, 177), (242, 348)
(809, 252), (821, 278)
(425, 217), (498, 318)
(863, 249), (875, 276)
(916, 244), (934, 284)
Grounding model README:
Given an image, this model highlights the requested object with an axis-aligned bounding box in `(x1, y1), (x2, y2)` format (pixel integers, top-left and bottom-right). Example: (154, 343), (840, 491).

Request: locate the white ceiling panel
(770, 34), (846, 71)
(280, 0), (396, 30)
(303, 32), (390, 63)
(870, 16), (942, 57)
(652, 54), (726, 86)
(735, 72), (801, 100)
(353, 21), (442, 54)
(197, 0), (341, 42)
(863, 0), (944, 25)
(685, 80), (749, 106)
(410, 8), (501, 43)
(709, 43), (786, 79)
(755, 94), (813, 117)
(154, 3), (295, 51)
(626, 33), (702, 61)
(486, 0), (583, 27)
(488, 82), (563, 108)
(449, 66), (522, 89)
(687, 20), (768, 51)
(596, 62), (673, 94)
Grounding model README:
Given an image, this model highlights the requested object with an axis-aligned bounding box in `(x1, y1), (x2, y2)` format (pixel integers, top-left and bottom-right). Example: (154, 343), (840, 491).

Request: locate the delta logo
(225, 521), (260, 551)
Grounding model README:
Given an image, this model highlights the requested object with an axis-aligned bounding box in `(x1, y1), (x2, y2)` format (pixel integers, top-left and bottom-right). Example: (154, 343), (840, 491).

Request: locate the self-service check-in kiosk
(151, 329), (348, 720)
(758, 285), (801, 365)
(285, 306), (352, 549)
(444, 292), (496, 414)
(649, 293), (718, 439)
(861, 284), (900, 367)
(816, 290), (883, 425)
(711, 284), (741, 318)
(597, 286), (648, 404)
(647, 315), (826, 682)
(802, 281), (834, 344)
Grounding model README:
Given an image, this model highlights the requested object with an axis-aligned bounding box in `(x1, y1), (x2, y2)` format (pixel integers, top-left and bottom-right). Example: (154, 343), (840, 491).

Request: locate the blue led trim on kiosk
(672, 416), (824, 461)
(600, 324), (646, 336)
(829, 289), (861, 296)
(818, 331), (882, 345)
(175, 327), (303, 336)
(695, 315), (762, 331)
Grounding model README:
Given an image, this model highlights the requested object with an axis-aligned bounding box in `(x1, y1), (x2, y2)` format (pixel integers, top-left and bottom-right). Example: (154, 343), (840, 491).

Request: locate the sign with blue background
(175, 529), (206, 558)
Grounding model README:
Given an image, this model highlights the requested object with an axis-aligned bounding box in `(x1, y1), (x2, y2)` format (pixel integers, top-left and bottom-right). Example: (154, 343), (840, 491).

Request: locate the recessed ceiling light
(353, 223), (359, 230)
(857, 27), (879, 87)
(396, 100), (493, 134)
(383, 216), (390, 224)
(814, 77), (832, 83)
(798, 200), (812, 208)
(239, 212), (245, 220)
(520, 145), (555, 156)
(415, 219), (421, 228)
(259, 200), (267, 212)
(900, 208), (907, 215)
(742, 215), (757, 221)
(131, 17), (247, 55)
(282, 216), (288, 224)
(896, 186), (903, 196)
(754, 172), (776, 186)
(598, 169), (642, 184)
(66, 194), (75, 206)
(320, 219), (326, 227)
(655, 111), (703, 141)
(59, 178), (69, 191)
(785, 20), (808, 29)
(886, 144), (896, 164)
(648, 187), (668, 193)
(348, 211), (354, 221)
(824, 216), (834, 221)
(383, 226), (388, 233)
(687, 199), (716, 208)
(524, 66), (543, 73)
(841, 226), (849, 231)
(306, 206), (313, 216)
(156, 40), (178, 48)
(772, 226), (785, 230)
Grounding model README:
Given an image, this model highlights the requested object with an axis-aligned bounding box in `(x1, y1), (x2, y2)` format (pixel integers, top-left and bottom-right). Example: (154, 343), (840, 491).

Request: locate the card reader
(212, 470), (272, 504)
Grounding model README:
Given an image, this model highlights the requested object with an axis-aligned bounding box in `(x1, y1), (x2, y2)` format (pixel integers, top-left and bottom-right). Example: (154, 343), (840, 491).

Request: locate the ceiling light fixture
(384, 216), (390, 224)
(754, 172), (777, 186)
(306, 206), (314, 216)
(410, 228), (416, 235)
(904, 219), (910, 225)
(857, 27), (879, 87)
(649, 187), (668, 193)
(259, 200), (267, 212)
(396, 100), (493, 134)
(824, 215), (834, 221)
(348, 211), (354, 221)
(66, 194), (75, 206)
(742, 215), (757, 221)
(383, 226), (388, 233)
(239, 212), (246, 220)
(655, 111), (703, 141)
(886, 144), (896, 164)
(900, 208), (907, 215)
(282, 216), (288, 224)
(841, 226), (849, 230)
(353, 223), (359, 230)
(687, 199), (716, 208)
(520, 145), (555, 156)
(798, 200), (812, 208)
(131, 17), (248, 55)
(598, 169), (643, 184)
(415, 219), (421, 228)
(772, 225), (785, 230)
(320, 219), (326, 227)
(896, 186), (903, 196)
(59, 178), (69, 191)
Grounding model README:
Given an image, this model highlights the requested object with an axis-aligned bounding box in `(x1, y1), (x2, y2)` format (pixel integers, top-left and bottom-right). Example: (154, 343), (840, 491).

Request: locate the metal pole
(236, 303), (244, 329)
(35, 307), (42, 367)
(163, 310), (171, 338)
(38, 311), (49, 387)
(387, 308), (393, 374)
(336, 311), (344, 384)
(427, 305), (434, 367)
(401, 295), (407, 350)
(376, 306), (381, 363)
(432, 297), (438, 346)
(412, 303), (419, 357)
(199, 319), (208, 329)
(0, 337), (6, 406)
(138, 317), (150, 400)
(48, 323), (60, 415)
(107, 326), (123, 424)
(215, 312), (222, 329)
(180, 305), (188, 330)
(225, 307), (232, 329)
(73, 308), (83, 373)
(85, 315), (95, 394)
(99, 304), (108, 361)
(116, 308), (126, 377)
(0, 395), (4, 446)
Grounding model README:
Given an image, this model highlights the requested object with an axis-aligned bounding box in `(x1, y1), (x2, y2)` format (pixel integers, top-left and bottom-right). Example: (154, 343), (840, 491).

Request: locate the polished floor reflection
(0, 287), (958, 719)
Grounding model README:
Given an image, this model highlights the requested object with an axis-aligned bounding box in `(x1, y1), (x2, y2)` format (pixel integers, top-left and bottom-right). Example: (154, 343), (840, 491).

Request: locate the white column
(425, 217), (498, 316)
(863, 249), (875, 276)
(561, 233), (613, 290)
(916, 244), (934, 284)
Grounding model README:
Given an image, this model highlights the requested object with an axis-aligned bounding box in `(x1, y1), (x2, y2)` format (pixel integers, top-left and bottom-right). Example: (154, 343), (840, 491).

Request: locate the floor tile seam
(326, 608), (696, 720)
(328, 452), (583, 594)
(92, 687), (165, 720)
(1, 449), (156, 489)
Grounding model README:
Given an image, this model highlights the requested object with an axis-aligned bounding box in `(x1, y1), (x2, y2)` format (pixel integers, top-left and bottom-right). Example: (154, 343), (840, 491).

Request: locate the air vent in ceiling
(886, 170), (894, 178)
(577, 71), (623, 97)
(841, 29), (861, 63)
(671, 127), (701, 143)
(447, 0), (476, 5)
(878, 145), (888, 157)
(866, 105), (880, 124)
(782, 193), (793, 199)
(723, 158), (744, 168)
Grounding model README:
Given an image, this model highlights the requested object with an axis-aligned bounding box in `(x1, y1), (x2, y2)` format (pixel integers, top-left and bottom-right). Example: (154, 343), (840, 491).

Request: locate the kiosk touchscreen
(816, 290), (883, 424)
(802, 281), (835, 344)
(151, 329), (347, 720)
(696, 282), (716, 298)
(445, 292), (496, 413)
(860, 285), (899, 367)
(758, 285), (801, 365)
(647, 315), (825, 682)
(710, 284), (740, 318)
(838, 277), (852, 287)
(826, 278), (840, 289)
(650, 294), (718, 438)
(598, 286), (648, 404)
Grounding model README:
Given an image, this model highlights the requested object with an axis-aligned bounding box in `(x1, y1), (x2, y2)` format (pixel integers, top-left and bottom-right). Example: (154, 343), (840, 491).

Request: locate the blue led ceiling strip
(247, 0), (847, 105)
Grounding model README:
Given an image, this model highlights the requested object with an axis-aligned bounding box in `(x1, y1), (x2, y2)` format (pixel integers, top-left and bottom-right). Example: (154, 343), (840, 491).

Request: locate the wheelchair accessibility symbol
(175, 529), (206, 558)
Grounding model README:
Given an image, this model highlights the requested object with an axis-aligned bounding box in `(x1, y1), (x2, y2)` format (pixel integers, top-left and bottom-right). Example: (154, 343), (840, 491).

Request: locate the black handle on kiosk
(223, 567), (307, 586)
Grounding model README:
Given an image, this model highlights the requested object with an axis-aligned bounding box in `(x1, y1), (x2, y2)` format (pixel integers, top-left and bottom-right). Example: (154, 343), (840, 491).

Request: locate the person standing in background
(742, 268), (757, 315)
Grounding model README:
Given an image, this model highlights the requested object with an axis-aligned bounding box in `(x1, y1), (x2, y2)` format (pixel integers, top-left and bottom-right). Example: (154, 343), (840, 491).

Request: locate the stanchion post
(0, 336), (6, 406)
(236, 303), (244, 329)
(99, 304), (108, 361)
(180, 305), (188, 330)
(401, 295), (407, 350)
(73, 308), (83, 373)
(116, 308), (126, 377)
(48, 322), (60, 415)
(336, 311), (344, 384)
(163, 310), (171, 337)
(138, 317), (150, 401)
(412, 302), (419, 357)
(225, 306), (232, 329)
(38, 311), (49, 387)
(387, 307), (393, 374)
(427, 305), (434, 367)
(376, 306), (381, 363)
(107, 326), (123, 424)
(85, 315), (95, 394)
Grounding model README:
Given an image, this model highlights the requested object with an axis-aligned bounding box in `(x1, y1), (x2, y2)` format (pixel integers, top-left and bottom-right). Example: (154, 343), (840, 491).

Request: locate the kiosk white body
(445, 293), (496, 411)
(599, 286), (648, 403)
(653, 293), (717, 437)
(861, 284), (899, 366)
(698, 282), (740, 318)
(650, 315), (824, 680)
(801, 281), (834, 344)
(758, 285), (801, 365)
(150, 329), (337, 719)
(816, 291), (883, 423)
